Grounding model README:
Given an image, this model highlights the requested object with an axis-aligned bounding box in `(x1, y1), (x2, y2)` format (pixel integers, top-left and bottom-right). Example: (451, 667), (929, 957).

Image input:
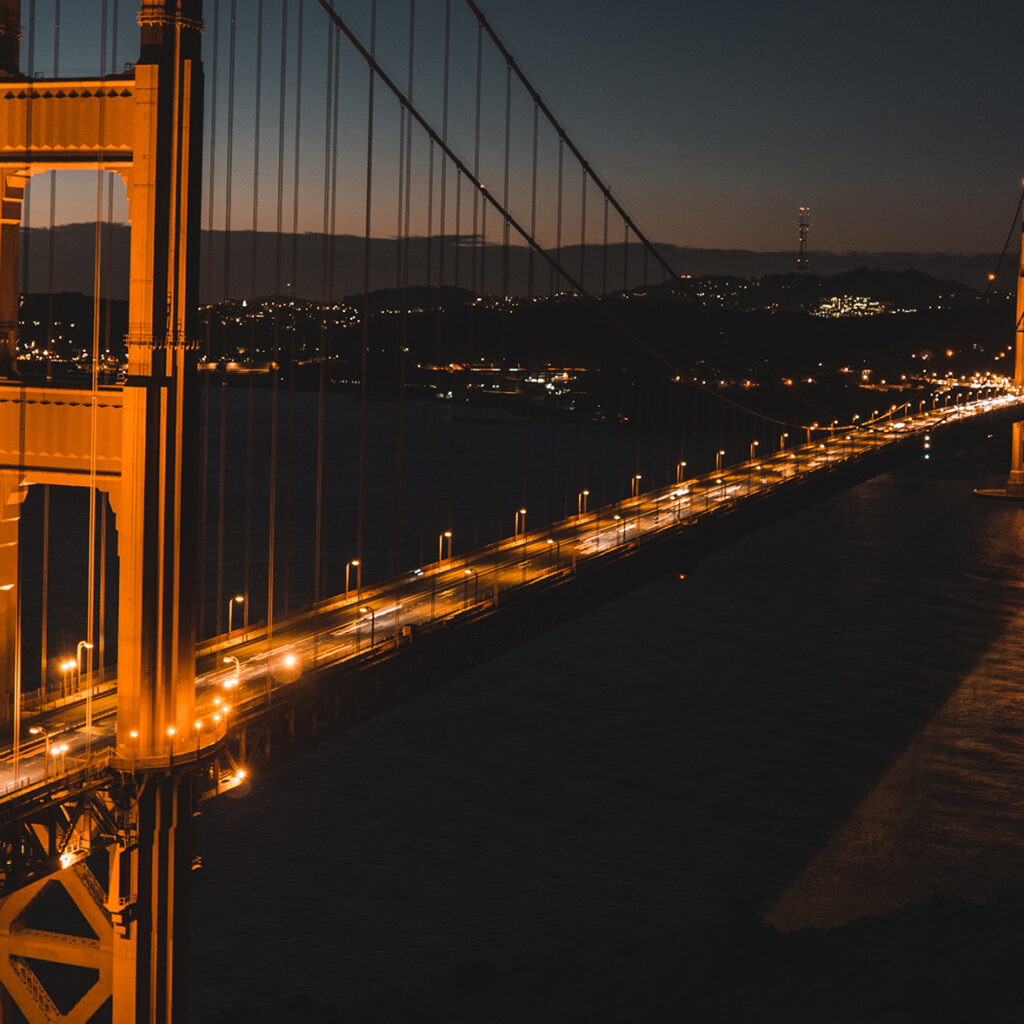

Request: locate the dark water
(188, 429), (1024, 1017)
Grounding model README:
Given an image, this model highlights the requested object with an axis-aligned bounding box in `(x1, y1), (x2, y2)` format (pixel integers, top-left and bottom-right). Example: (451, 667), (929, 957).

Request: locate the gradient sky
(18, 0), (1024, 255)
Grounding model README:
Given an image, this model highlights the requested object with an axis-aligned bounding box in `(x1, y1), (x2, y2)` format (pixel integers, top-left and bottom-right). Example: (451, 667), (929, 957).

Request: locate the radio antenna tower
(797, 206), (811, 272)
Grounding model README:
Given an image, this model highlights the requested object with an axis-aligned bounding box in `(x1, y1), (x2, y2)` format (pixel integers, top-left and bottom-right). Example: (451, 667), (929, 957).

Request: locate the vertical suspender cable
(501, 64), (510, 299)
(283, 0), (304, 612)
(470, 20), (480, 304)
(356, 0), (377, 581)
(200, 0), (219, 637)
(579, 168), (586, 292)
(440, 1), (453, 539)
(266, 0), (289, 701)
(217, 0), (237, 632)
(314, 24), (337, 650)
(554, 138), (563, 294)
(601, 197), (608, 296)
(243, 0), (263, 628)
(474, 24), (485, 299)
(528, 102), (537, 300)
(326, 34), (342, 591)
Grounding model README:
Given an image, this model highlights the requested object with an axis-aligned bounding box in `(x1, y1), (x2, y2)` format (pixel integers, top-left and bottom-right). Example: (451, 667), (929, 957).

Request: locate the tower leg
(0, 471), (25, 727)
(0, 169), (27, 379)
(1008, 421), (1024, 495)
(110, 772), (195, 1024)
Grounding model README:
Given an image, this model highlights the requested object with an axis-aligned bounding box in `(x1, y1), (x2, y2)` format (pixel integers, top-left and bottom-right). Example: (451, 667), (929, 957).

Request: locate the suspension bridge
(0, 1), (1019, 1020)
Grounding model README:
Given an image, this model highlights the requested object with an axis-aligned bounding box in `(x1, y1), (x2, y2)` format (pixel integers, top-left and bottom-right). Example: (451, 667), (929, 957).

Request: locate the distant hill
(17, 223), (1010, 301)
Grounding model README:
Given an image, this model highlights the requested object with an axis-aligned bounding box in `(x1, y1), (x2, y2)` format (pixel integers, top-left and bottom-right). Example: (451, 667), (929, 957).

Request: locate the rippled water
(188, 431), (1024, 1016)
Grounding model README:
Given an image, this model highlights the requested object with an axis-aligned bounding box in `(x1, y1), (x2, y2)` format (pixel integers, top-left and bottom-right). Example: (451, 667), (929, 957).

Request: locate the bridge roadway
(0, 391), (1019, 808)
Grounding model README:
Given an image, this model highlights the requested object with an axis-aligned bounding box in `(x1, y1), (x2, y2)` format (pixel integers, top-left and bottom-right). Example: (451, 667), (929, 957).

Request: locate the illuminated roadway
(0, 391), (1019, 797)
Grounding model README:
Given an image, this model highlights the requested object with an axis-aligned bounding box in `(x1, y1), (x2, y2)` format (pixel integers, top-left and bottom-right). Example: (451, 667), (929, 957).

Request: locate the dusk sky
(19, 0), (1024, 256)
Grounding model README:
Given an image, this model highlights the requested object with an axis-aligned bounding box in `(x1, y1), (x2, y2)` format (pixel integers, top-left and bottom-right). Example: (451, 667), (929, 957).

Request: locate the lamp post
(359, 606), (376, 648)
(749, 440), (759, 461)
(716, 449), (725, 472)
(53, 743), (68, 775)
(463, 568), (479, 608)
(29, 726), (53, 779)
(676, 461), (687, 484)
(60, 658), (74, 700)
(514, 509), (527, 540)
(546, 538), (559, 568)
(222, 655), (241, 689)
(631, 474), (642, 498)
(346, 559), (361, 595)
(228, 594), (244, 634)
(577, 489), (589, 516)
(779, 433), (788, 452)
(77, 641), (93, 755)
(438, 530), (452, 563)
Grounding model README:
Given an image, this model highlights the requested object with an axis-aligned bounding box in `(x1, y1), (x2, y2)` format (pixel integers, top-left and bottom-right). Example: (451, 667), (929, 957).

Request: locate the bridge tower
(0, 2), (206, 1020)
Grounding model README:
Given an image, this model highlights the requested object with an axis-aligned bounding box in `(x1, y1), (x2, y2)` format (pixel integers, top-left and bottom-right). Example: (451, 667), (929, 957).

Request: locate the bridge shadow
(190, 445), (1024, 1018)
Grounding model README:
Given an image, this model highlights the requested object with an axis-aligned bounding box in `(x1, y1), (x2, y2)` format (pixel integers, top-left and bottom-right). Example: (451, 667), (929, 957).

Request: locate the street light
(77, 640), (93, 754)
(222, 655), (241, 689)
(59, 658), (75, 699)
(359, 606), (376, 648)
(676, 461), (687, 484)
(577, 489), (589, 516)
(515, 508), (527, 540)
(228, 594), (244, 633)
(749, 440), (759, 461)
(438, 530), (452, 563)
(53, 743), (68, 774)
(463, 568), (479, 608)
(631, 474), (642, 498)
(546, 538), (559, 568)
(716, 450), (725, 472)
(29, 726), (55, 778)
(346, 559), (361, 594)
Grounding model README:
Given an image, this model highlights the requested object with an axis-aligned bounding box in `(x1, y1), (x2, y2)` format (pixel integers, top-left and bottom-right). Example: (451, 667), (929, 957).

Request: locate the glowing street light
(577, 489), (589, 516)
(546, 538), (559, 567)
(358, 606), (376, 648)
(463, 568), (479, 608)
(631, 474), (642, 498)
(29, 725), (59, 778)
(779, 433), (789, 452)
(77, 640), (94, 753)
(228, 594), (245, 633)
(346, 559), (361, 595)
(222, 655), (241, 688)
(76, 640), (92, 695)
(749, 440), (759, 461)
(438, 530), (452, 563)
(60, 658), (75, 699)
(514, 508), (527, 540)
(716, 450), (725, 473)
(676, 461), (687, 483)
